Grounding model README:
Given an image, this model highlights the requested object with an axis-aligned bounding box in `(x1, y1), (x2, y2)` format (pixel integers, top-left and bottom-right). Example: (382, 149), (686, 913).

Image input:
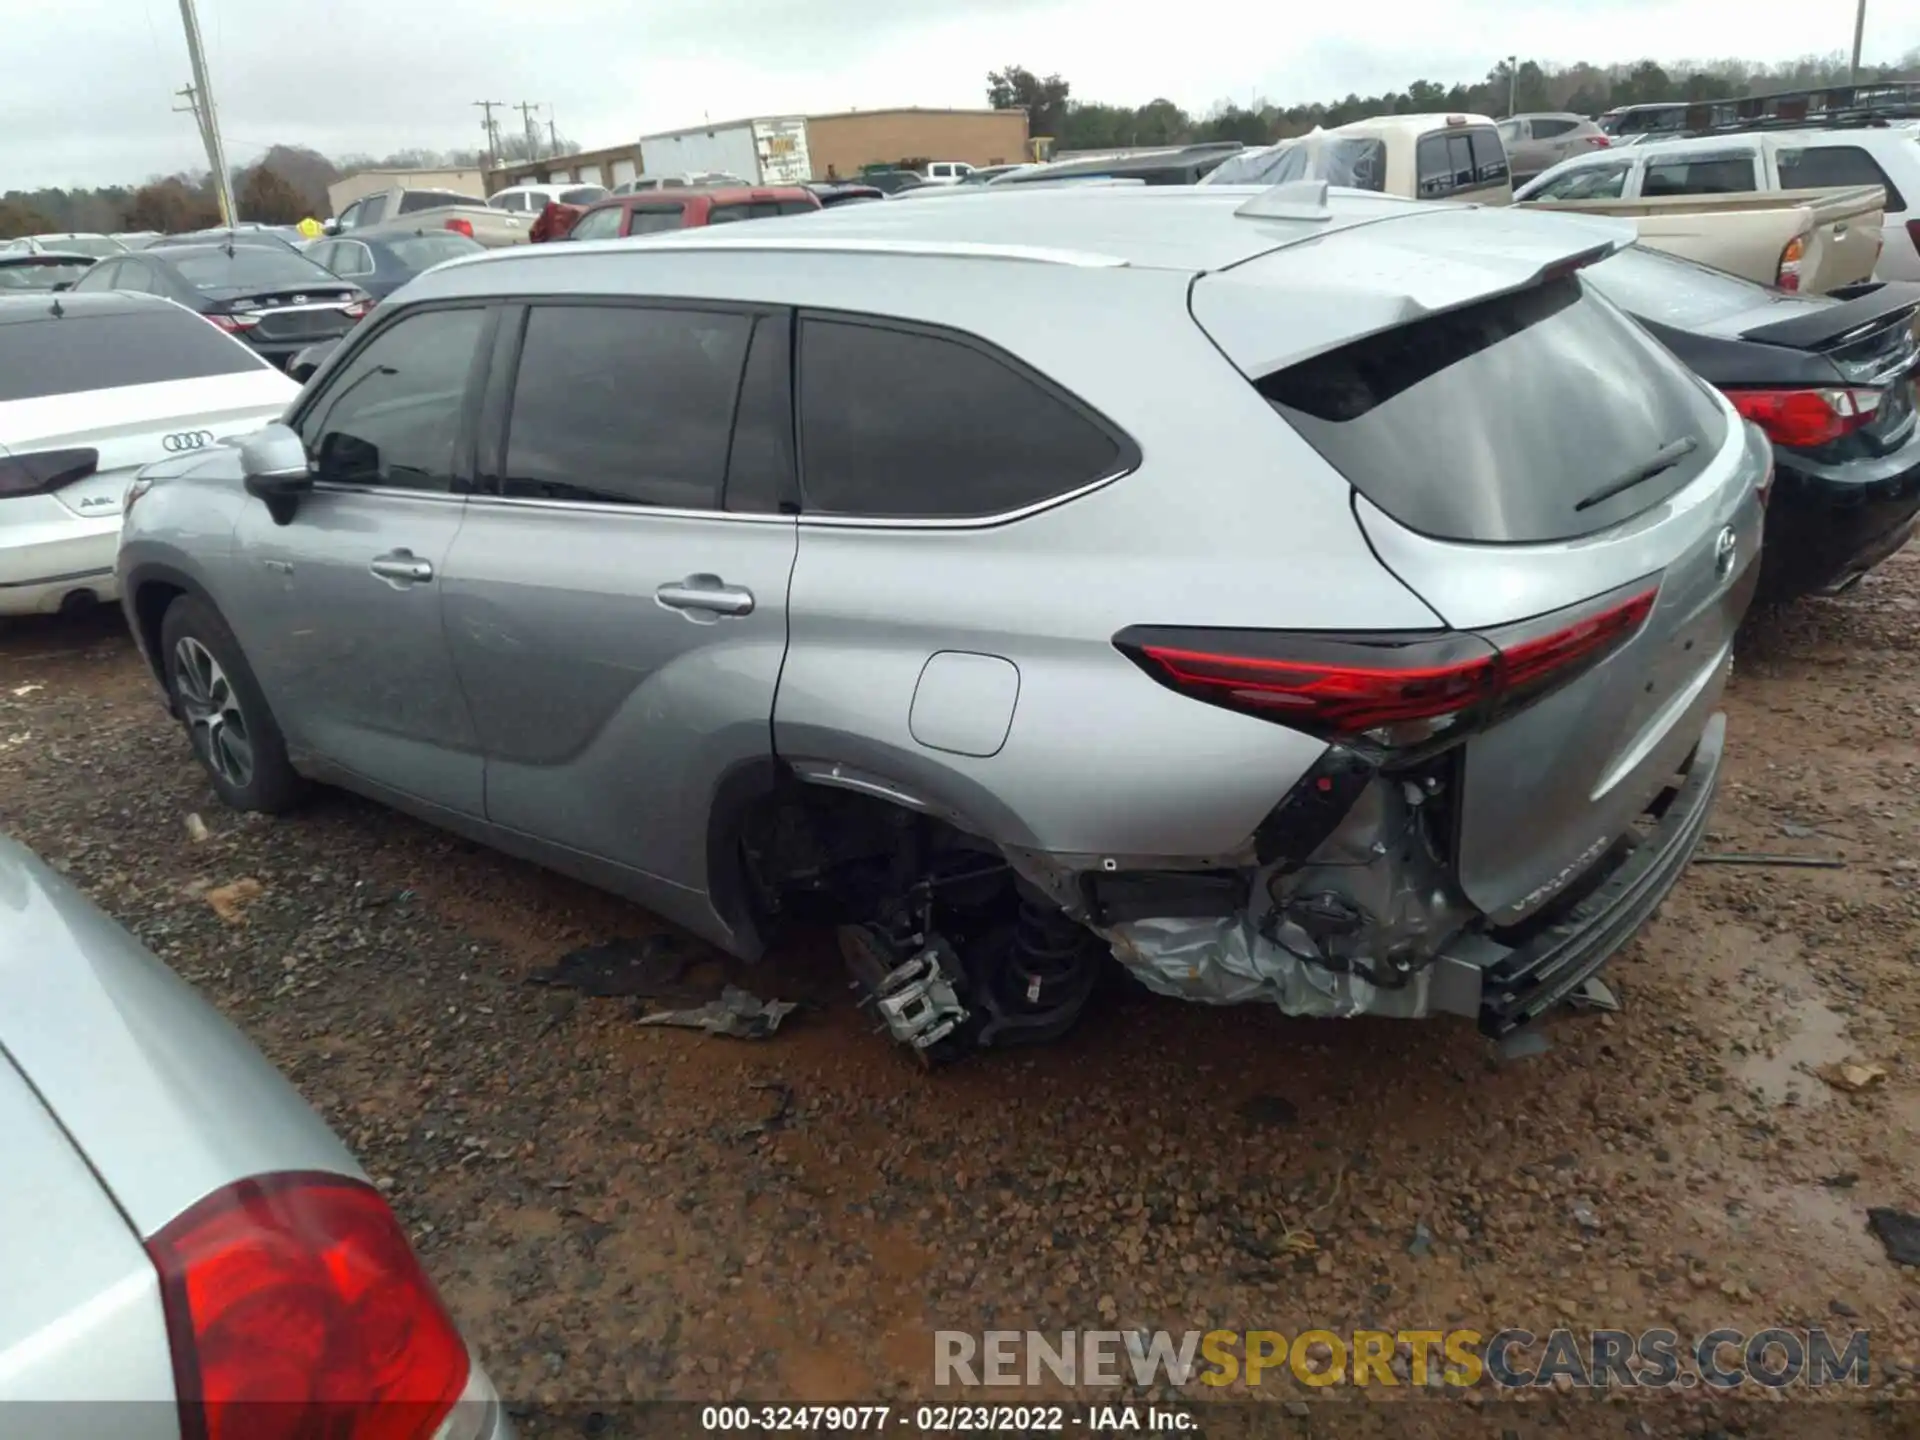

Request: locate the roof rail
(1233, 180), (1334, 222)
(545, 235), (1132, 268)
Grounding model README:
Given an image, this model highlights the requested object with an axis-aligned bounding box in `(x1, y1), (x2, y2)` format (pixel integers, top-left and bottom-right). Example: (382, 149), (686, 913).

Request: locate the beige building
(802, 108), (1029, 179)
(487, 142), (645, 194)
(326, 167), (486, 214)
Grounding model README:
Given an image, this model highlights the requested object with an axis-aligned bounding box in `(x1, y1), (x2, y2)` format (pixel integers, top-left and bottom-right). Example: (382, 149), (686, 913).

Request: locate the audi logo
(162, 430), (217, 453)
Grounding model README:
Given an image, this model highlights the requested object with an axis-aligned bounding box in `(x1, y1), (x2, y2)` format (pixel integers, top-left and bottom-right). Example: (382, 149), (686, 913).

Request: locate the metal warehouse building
(639, 107), (1031, 183)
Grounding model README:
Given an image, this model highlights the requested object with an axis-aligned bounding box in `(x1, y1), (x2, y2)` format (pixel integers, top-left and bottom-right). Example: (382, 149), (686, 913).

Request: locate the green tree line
(989, 48), (1920, 153)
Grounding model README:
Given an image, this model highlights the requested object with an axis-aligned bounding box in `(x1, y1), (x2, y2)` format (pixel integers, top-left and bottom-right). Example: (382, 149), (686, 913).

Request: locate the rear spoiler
(1739, 280), (1920, 352)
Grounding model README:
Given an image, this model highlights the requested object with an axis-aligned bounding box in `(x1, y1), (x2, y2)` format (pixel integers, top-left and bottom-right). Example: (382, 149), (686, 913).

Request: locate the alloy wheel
(173, 636), (254, 788)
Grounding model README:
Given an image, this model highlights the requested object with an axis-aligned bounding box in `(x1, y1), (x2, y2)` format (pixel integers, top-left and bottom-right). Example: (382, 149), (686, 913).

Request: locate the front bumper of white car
(0, 495), (120, 616)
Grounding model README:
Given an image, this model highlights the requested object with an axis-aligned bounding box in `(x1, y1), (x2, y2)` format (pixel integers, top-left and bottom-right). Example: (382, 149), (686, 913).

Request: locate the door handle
(369, 549), (434, 584)
(656, 575), (755, 617)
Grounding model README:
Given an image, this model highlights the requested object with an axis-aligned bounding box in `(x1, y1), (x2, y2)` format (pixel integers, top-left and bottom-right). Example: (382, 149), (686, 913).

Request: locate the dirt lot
(5, 565), (1920, 1438)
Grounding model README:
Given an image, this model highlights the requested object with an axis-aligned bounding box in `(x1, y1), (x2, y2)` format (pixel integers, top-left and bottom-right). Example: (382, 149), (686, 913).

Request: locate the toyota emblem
(1714, 525), (1737, 577)
(162, 430), (216, 453)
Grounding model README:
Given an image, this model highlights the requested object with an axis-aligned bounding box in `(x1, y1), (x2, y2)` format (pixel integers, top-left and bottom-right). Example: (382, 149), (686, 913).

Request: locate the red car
(532, 185), (822, 243)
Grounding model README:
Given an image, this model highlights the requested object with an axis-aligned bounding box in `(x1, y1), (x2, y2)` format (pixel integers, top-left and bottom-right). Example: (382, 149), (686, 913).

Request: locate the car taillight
(444, 218), (474, 237)
(0, 446), (97, 498)
(207, 312), (259, 333)
(1726, 386), (1882, 449)
(1115, 581), (1659, 759)
(1908, 218), (1920, 256)
(1776, 235), (1806, 292)
(1583, 135), (1612, 148)
(146, 1171), (471, 1440)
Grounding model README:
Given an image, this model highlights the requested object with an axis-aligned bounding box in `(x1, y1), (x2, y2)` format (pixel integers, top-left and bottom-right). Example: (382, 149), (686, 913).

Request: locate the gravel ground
(5, 562), (1920, 1438)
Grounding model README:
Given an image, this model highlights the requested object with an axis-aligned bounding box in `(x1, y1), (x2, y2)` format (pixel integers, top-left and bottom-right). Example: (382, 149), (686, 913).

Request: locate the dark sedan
(303, 229), (484, 299)
(1586, 245), (1920, 599)
(146, 226), (304, 250)
(0, 252), (95, 292)
(68, 243), (369, 370)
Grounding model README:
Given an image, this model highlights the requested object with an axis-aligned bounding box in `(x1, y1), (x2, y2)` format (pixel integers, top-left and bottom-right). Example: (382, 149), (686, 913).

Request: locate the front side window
(357, 194), (390, 224)
(798, 317), (1126, 519)
(1642, 154), (1757, 196)
(1531, 162), (1631, 201)
(335, 202), (361, 230)
(489, 192), (528, 213)
(502, 304), (751, 509)
(326, 242), (375, 278)
(301, 307), (488, 492)
(625, 205), (687, 235)
(1467, 127), (1509, 183)
(1497, 120), (1523, 143)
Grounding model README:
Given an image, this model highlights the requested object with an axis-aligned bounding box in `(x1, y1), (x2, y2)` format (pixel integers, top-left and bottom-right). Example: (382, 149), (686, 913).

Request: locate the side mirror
(240, 423), (313, 526)
(323, 218), (342, 236)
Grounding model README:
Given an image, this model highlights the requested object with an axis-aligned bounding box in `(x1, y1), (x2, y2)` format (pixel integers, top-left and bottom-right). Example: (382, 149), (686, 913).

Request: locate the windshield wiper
(1574, 436), (1698, 513)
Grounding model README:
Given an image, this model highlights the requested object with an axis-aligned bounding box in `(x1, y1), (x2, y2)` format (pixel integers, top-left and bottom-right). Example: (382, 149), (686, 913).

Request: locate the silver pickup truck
(329, 186), (529, 248)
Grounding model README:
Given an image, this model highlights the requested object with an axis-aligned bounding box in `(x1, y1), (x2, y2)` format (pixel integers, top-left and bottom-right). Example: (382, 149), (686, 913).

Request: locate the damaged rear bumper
(1462, 711), (1724, 1037)
(1097, 713), (1725, 1031)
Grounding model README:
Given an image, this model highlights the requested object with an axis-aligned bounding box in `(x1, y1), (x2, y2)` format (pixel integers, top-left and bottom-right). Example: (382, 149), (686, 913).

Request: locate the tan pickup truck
(329, 187), (530, 249)
(1519, 185), (1887, 294)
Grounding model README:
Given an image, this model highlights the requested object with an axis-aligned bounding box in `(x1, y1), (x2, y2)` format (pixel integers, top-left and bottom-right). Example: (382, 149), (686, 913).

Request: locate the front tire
(159, 595), (305, 813)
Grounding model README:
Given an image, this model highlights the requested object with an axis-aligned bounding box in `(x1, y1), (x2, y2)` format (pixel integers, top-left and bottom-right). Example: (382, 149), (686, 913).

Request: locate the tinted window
(1531, 118), (1579, 139)
(1416, 135), (1466, 197)
(502, 305), (751, 509)
(1584, 244), (1789, 329)
(302, 307), (488, 491)
(707, 200), (815, 224)
(798, 317), (1125, 519)
(568, 207), (625, 241)
(0, 308), (265, 401)
(358, 194), (390, 224)
(1642, 155), (1756, 196)
(1258, 276), (1727, 543)
(385, 233), (483, 270)
(560, 186), (608, 204)
(1777, 145), (1906, 212)
(167, 247), (339, 293)
(1529, 162), (1630, 200)
(1467, 127), (1509, 182)
(625, 205), (687, 235)
(397, 190), (480, 214)
(322, 242), (375, 278)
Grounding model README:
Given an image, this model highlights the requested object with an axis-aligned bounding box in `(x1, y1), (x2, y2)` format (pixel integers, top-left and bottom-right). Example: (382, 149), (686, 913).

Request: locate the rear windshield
(385, 233), (484, 270)
(1583, 245), (1787, 328)
(1258, 275), (1728, 543)
(397, 190), (481, 214)
(0, 309), (264, 401)
(40, 236), (123, 259)
(169, 247), (339, 292)
(0, 259), (92, 290)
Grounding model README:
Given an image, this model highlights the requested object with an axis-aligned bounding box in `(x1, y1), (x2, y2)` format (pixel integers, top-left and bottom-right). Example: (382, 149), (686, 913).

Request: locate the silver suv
(119, 185), (1767, 1063)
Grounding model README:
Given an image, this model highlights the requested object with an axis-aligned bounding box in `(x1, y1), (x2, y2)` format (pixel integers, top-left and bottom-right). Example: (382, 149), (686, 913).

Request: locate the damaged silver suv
(118, 183), (1767, 1063)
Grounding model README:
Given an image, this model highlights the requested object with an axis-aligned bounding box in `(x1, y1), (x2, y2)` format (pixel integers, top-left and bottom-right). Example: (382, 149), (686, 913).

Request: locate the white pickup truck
(329, 187), (530, 249)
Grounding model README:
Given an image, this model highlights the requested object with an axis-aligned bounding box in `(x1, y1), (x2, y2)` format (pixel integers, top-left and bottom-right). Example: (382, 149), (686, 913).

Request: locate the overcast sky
(9, 0), (1918, 189)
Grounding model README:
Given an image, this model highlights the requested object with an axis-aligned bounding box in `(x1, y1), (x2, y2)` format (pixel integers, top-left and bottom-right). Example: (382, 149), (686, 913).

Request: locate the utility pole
(176, 0), (236, 226)
(548, 113), (561, 156)
(1507, 55), (1519, 118)
(515, 100), (541, 160)
(1849, 0), (1867, 84)
(473, 100), (505, 167)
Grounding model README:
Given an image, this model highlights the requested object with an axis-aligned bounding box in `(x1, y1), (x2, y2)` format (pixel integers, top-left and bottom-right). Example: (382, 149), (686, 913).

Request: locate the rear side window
(626, 205), (687, 235)
(1642, 154), (1756, 196)
(0, 309), (264, 401)
(1258, 276), (1728, 543)
(1467, 127), (1509, 184)
(798, 316), (1129, 519)
(1777, 145), (1907, 212)
(502, 304), (752, 509)
(1417, 133), (1483, 198)
(707, 200), (815, 224)
(385, 233), (481, 270)
(560, 187), (607, 205)
(1531, 118), (1580, 139)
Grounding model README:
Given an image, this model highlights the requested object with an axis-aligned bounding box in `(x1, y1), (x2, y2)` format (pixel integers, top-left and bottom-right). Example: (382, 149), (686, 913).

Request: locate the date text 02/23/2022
(700, 1406), (1193, 1432)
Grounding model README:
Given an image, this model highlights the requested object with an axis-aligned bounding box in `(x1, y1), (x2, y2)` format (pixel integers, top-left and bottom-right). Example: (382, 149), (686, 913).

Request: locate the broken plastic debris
(634, 986), (795, 1040)
(1819, 1061), (1887, 1093)
(184, 813), (210, 843)
(1866, 1207), (1920, 1267)
(10, 684), (43, 698)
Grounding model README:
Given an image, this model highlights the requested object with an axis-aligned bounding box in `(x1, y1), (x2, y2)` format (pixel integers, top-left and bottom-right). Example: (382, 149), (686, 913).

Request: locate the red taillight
(147, 1172), (470, 1440)
(1116, 582), (1659, 756)
(1725, 386), (1882, 449)
(1776, 234), (1806, 292)
(1906, 219), (1920, 256)
(1583, 135), (1612, 148)
(207, 313), (259, 333)
(444, 218), (474, 237)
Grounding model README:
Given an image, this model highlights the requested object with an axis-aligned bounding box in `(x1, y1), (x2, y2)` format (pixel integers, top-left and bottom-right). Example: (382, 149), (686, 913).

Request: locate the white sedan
(0, 292), (296, 617)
